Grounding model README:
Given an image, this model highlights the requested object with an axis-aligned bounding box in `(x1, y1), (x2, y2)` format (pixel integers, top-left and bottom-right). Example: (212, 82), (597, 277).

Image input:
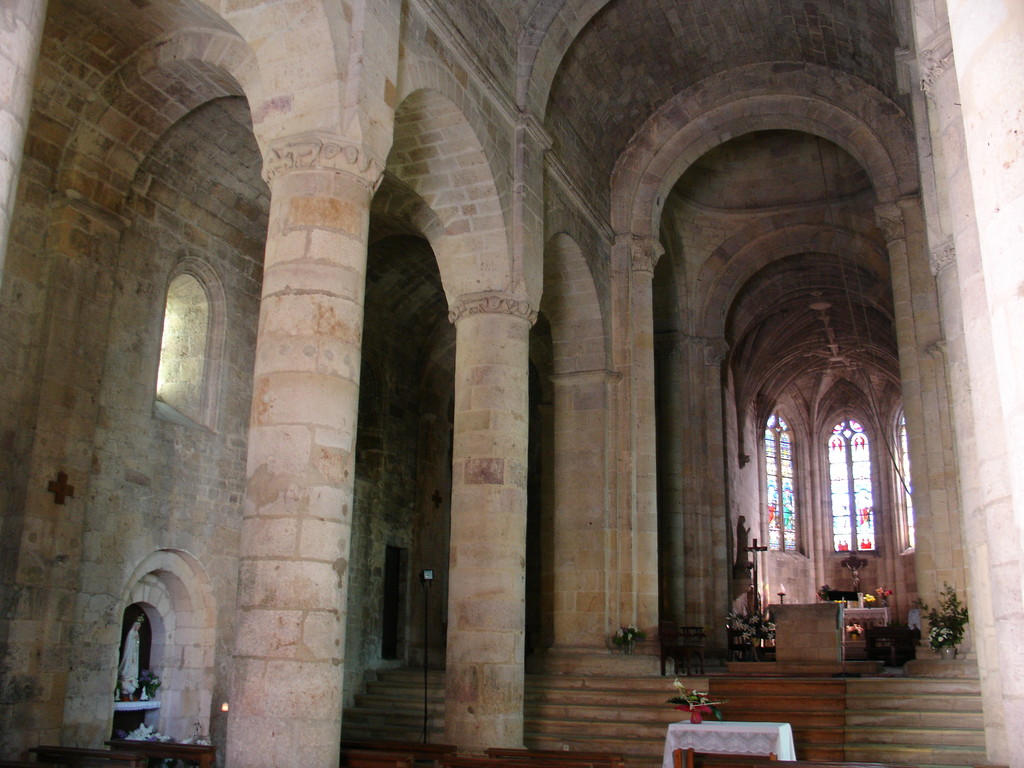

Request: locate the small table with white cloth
(662, 720), (797, 767)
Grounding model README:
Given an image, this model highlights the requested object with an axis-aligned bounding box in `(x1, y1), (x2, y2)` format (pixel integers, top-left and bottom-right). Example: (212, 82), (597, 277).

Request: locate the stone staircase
(341, 668), (987, 768)
(844, 675), (986, 767)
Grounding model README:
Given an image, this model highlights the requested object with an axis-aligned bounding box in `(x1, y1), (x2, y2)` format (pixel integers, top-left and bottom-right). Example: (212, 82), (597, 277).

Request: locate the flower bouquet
(612, 625), (646, 654)
(139, 669), (161, 701)
(875, 586), (893, 606)
(921, 583), (968, 654)
(668, 679), (726, 724)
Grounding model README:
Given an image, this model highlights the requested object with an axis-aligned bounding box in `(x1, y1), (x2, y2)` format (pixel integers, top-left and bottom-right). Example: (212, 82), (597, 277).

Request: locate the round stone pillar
(227, 135), (380, 768)
(444, 292), (534, 751)
(624, 236), (661, 632)
(0, 0), (48, 281)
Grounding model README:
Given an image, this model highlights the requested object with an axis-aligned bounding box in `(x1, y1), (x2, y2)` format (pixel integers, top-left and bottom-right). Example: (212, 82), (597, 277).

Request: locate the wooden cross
(47, 471), (75, 504)
(746, 538), (768, 613)
(431, 489), (443, 509)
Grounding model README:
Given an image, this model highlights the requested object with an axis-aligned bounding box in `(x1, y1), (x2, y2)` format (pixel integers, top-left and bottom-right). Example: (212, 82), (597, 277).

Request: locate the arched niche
(116, 549), (217, 741)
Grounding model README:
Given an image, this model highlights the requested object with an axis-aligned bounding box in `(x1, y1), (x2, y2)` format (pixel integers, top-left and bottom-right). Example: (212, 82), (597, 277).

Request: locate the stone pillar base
(905, 655), (979, 678)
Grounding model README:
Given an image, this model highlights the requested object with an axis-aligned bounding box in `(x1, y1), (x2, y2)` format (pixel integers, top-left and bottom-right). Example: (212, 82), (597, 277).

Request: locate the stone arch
(516, 0), (610, 113)
(387, 88), (515, 304)
(57, 26), (259, 214)
(119, 549), (216, 740)
(697, 221), (889, 340)
(541, 232), (607, 374)
(611, 63), (918, 238)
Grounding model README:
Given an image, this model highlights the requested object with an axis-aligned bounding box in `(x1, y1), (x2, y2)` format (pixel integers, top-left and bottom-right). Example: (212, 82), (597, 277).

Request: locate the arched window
(157, 273), (209, 423)
(764, 413), (796, 551)
(155, 262), (224, 429)
(897, 413), (914, 549)
(828, 418), (875, 551)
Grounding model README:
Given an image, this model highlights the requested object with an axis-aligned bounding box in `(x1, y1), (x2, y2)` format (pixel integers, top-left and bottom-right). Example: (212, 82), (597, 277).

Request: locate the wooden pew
(340, 749), (416, 768)
(105, 739), (215, 768)
(484, 748), (625, 768)
(29, 746), (147, 768)
(339, 740), (457, 767)
(0, 761), (59, 767)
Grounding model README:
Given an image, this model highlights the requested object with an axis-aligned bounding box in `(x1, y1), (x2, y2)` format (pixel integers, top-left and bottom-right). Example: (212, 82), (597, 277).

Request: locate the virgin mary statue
(118, 615), (144, 697)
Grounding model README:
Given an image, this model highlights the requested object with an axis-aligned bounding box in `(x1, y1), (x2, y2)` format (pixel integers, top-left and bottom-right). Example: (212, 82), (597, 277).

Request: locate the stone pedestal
(772, 604), (842, 663)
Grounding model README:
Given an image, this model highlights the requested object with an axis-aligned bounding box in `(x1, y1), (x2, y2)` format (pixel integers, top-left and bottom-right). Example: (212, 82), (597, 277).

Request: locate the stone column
(876, 199), (966, 592)
(548, 368), (614, 651)
(444, 291), (534, 751)
(945, 0), (1024, 749)
(912, 16), (1008, 756)
(0, 0), (48, 283)
(227, 134), (381, 768)
(618, 237), (659, 634)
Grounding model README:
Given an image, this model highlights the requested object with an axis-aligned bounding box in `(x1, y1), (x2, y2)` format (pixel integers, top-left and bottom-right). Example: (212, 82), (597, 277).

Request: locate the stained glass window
(898, 414), (915, 549)
(765, 414), (796, 551)
(829, 419), (875, 551)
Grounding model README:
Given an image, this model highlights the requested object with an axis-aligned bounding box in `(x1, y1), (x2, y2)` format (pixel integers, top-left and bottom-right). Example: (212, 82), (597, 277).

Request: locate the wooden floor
(341, 666), (986, 768)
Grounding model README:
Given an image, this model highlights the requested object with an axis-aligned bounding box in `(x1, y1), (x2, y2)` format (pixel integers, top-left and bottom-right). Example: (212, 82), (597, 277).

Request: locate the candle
(221, 702), (229, 712)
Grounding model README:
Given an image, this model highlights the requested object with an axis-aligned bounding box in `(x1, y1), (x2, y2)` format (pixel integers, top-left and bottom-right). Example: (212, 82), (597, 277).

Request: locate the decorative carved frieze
(929, 239), (956, 276)
(263, 132), (384, 188)
(447, 291), (538, 326)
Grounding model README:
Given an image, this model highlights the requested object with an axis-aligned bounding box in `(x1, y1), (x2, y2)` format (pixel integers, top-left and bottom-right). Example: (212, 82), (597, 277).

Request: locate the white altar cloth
(662, 720), (797, 767)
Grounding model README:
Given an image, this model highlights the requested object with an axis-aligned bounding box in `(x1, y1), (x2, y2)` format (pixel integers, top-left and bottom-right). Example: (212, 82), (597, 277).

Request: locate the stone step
(846, 677), (981, 696)
(845, 708), (984, 729)
(844, 725), (986, 748)
(343, 669), (988, 768)
(843, 740), (988, 767)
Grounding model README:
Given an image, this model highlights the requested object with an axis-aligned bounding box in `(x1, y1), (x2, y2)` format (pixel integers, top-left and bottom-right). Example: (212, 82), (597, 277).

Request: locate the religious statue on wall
(118, 615), (144, 698)
(732, 515), (752, 578)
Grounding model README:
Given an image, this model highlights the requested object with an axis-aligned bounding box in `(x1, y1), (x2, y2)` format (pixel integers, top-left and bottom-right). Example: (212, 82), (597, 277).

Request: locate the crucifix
(746, 538), (768, 614)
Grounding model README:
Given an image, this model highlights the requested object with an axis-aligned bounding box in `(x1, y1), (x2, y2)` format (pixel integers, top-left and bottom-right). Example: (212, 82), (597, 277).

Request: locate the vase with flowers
(920, 583), (968, 658)
(875, 586), (893, 607)
(668, 679), (727, 724)
(138, 669), (161, 701)
(612, 625), (646, 654)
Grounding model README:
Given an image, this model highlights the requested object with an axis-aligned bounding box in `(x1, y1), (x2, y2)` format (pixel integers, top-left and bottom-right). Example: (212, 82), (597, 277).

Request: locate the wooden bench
(105, 739), (215, 768)
(0, 761), (59, 767)
(484, 748), (624, 768)
(29, 746), (147, 768)
(339, 740), (457, 767)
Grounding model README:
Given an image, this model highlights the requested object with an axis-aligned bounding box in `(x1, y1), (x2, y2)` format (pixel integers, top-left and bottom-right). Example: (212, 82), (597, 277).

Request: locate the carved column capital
(700, 337), (729, 367)
(262, 131), (384, 189)
(920, 43), (954, 101)
(929, 239), (956, 276)
(632, 238), (665, 275)
(873, 203), (906, 245)
(447, 291), (538, 326)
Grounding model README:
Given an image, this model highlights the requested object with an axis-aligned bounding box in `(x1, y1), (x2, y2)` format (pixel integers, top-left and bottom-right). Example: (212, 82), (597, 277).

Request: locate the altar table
(662, 720), (797, 767)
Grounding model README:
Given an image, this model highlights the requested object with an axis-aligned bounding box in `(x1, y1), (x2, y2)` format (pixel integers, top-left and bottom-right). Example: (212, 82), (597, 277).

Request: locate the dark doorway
(382, 545), (405, 659)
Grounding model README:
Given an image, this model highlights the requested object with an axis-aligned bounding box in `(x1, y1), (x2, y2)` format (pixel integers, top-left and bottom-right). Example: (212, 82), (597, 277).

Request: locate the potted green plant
(921, 583), (968, 658)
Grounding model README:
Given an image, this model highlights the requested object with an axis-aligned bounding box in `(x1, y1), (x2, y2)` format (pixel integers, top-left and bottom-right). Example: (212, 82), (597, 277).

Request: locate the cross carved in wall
(47, 471), (75, 505)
